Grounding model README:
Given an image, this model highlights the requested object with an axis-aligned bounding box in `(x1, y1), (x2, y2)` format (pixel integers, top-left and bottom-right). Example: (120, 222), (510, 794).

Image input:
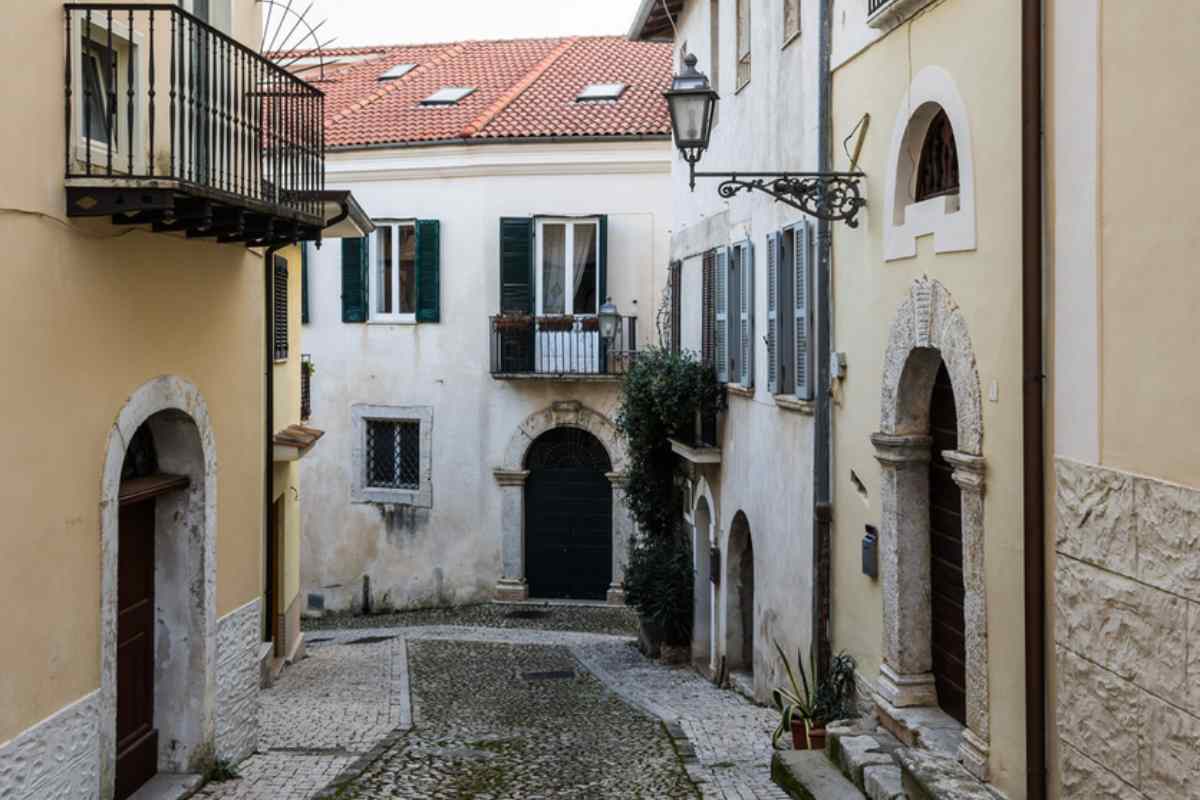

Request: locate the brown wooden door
(116, 500), (158, 800)
(929, 362), (967, 725)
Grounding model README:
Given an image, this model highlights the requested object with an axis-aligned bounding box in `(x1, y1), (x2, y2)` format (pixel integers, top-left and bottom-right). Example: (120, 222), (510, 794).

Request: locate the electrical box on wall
(862, 525), (879, 579)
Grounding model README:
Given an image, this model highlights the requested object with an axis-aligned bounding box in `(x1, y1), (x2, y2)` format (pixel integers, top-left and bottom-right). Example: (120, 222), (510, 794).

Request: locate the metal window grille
(273, 256), (288, 360)
(300, 354), (312, 421)
(366, 420), (420, 490)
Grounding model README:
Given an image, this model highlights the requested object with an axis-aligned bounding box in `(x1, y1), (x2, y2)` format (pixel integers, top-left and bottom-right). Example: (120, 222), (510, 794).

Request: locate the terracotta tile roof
(309, 36), (672, 149)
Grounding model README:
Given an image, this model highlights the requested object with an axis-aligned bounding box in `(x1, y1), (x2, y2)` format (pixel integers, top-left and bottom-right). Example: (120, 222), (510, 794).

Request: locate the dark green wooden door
(524, 429), (612, 600)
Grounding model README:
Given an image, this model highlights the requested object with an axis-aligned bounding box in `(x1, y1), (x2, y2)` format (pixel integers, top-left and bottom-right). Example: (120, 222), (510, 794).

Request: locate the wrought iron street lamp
(663, 54), (867, 228)
(598, 299), (620, 342)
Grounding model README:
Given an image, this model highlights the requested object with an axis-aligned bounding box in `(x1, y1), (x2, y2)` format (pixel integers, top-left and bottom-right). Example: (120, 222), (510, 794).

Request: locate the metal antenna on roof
(257, 0), (337, 80)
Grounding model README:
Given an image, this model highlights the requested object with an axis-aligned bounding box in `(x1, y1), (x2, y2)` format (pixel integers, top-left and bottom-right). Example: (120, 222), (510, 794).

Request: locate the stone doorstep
(128, 773), (203, 800)
(895, 749), (1004, 800)
(875, 701), (965, 758)
(729, 669), (755, 702)
(772, 750), (866, 800)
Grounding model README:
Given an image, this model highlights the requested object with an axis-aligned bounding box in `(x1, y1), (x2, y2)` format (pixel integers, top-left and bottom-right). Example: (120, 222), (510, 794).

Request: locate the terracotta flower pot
(790, 718), (809, 750)
(807, 726), (827, 751)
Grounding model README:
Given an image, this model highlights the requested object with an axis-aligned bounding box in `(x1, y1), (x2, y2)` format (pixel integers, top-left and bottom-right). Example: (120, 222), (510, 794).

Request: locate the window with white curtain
(370, 221), (417, 323)
(535, 219), (599, 316)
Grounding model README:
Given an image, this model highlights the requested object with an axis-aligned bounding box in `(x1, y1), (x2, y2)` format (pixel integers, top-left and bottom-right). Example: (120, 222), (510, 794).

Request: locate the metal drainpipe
(811, 0), (834, 680)
(1021, 0), (1047, 796)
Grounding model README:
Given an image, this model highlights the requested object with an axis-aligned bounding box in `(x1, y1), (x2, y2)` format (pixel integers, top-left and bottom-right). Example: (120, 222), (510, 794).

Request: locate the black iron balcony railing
(300, 354), (312, 421)
(489, 315), (638, 378)
(867, 0), (892, 14)
(64, 3), (324, 234)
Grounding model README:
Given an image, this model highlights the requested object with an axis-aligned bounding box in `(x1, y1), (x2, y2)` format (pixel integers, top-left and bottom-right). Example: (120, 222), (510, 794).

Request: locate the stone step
(895, 749), (1004, 800)
(772, 750), (866, 800)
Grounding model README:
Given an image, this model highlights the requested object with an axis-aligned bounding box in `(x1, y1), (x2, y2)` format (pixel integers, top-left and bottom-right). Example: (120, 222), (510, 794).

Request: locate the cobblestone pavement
(198, 620), (788, 800)
(302, 601), (638, 637)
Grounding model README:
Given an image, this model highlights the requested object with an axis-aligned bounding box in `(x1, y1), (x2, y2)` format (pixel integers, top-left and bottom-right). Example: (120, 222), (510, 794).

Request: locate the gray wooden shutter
(715, 247), (729, 383)
(598, 214), (608, 306)
(739, 240), (754, 387)
(766, 232), (779, 393)
(415, 219), (440, 322)
(499, 218), (534, 313)
(794, 222), (812, 399)
(341, 237), (368, 323)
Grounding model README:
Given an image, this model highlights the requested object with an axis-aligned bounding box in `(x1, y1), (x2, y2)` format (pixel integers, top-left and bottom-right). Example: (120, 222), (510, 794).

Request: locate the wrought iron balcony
(867, 0), (892, 13)
(866, 0), (934, 27)
(300, 354), (312, 421)
(489, 315), (637, 379)
(64, 3), (325, 245)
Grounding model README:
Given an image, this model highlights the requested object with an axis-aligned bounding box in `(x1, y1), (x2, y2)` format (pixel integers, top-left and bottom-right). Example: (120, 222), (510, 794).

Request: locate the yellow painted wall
(273, 244), (304, 614)
(1096, 3), (1200, 488)
(830, 2), (1027, 796)
(0, 1), (266, 743)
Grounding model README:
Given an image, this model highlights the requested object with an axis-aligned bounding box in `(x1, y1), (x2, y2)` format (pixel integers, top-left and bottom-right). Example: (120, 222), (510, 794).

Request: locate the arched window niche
(884, 66), (977, 262)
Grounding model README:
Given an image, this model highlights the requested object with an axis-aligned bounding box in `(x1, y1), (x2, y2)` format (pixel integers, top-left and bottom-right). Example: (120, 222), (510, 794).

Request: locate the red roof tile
(305, 36), (672, 149)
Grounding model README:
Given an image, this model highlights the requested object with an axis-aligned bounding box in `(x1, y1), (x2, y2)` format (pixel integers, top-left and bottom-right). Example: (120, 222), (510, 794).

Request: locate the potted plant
(771, 643), (858, 751)
(494, 314), (533, 333)
(580, 316), (601, 333)
(537, 314), (576, 333)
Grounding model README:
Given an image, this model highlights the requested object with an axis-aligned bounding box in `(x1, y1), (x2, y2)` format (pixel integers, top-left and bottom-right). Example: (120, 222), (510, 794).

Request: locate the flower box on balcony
(537, 315), (576, 333)
(494, 314), (534, 333)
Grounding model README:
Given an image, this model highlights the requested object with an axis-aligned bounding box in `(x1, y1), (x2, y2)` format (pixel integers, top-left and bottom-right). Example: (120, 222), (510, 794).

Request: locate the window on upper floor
(372, 222), (418, 322)
(273, 255), (289, 361)
(736, 0), (752, 90)
(767, 223), (814, 400)
(341, 221), (441, 324)
(784, 0), (802, 45)
(73, 15), (141, 170)
(536, 218), (600, 317)
(914, 109), (960, 202)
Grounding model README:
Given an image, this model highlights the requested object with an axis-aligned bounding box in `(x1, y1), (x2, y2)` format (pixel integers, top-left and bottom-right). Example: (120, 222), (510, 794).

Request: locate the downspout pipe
(812, 0), (834, 679)
(1022, 0), (1047, 797)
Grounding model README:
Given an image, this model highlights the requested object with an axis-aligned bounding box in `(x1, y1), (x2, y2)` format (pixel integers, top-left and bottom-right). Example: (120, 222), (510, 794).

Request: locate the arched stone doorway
(100, 376), (219, 799)
(493, 401), (633, 604)
(692, 495), (715, 672)
(725, 512), (755, 682)
(871, 277), (990, 780)
(523, 428), (613, 600)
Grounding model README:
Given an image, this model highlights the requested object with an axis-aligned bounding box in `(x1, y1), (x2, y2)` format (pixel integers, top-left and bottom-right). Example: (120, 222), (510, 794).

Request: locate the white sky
(289, 0), (646, 48)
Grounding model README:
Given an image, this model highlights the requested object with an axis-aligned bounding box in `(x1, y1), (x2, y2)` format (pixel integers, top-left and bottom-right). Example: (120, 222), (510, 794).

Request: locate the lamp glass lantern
(598, 299), (620, 341)
(663, 53), (719, 178)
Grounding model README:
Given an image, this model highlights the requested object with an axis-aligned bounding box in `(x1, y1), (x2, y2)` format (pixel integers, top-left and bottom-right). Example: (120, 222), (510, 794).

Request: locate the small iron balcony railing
(300, 354), (312, 421)
(64, 3), (324, 223)
(489, 315), (638, 377)
(867, 0), (893, 14)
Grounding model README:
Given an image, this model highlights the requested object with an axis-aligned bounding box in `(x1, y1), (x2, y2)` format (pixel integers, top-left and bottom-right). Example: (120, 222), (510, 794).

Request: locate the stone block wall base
(495, 579), (529, 602)
(606, 585), (626, 606)
(877, 664), (938, 709)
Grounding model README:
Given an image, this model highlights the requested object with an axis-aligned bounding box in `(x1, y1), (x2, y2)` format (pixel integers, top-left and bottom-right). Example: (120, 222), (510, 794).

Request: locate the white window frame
(351, 405), (433, 508)
(71, 15), (145, 174)
(369, 220), (418, 324)
(534, 217), (601, 317)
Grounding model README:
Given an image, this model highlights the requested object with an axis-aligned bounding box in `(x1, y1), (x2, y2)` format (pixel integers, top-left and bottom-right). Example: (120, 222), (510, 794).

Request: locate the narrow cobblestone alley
(195, 607), (790, 800)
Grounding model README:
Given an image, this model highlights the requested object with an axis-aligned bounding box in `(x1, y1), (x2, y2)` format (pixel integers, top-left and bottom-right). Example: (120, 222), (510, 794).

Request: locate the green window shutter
(301, 243), (310, 324)
(499, 217), (534, 313)
(416, 219), (441, 322)
(598, 214), (608, 305)
(341, 237), (368, 323)
(766, 232), (778, 393)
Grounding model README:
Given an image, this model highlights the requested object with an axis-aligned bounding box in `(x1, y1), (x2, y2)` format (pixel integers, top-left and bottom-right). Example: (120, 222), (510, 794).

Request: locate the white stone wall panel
(0, 692), (99, 800)
(214, 598), (261, 764)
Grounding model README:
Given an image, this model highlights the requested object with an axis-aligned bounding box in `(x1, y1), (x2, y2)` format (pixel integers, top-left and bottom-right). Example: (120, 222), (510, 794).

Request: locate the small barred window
(366, 420), (420, 490)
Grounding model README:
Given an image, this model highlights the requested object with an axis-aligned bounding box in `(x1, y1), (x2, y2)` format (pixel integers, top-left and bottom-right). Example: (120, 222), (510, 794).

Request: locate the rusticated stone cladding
(0, 692), (99, 800)
(215, 598), (261, 764)
(1055, 457), (1200, 799)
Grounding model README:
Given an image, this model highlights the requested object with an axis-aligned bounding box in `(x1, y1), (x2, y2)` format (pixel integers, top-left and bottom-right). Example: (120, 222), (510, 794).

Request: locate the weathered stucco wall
(829, 0), (1026, 794)
(300, 141), (671, 613)
(664, 0), (821, 703)
(0, 0), (266, 756)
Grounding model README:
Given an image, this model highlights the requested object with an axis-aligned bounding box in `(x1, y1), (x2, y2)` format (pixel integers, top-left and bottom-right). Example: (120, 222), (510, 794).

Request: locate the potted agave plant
(771, 643), (858, 751)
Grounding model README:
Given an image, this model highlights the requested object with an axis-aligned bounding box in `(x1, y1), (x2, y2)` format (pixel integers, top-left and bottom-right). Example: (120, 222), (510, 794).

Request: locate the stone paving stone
(303, 601), (639, 637)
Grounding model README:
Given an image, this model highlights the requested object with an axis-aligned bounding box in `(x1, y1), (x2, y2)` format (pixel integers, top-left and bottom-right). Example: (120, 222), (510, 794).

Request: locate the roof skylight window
(420, 87), (476, 105)
(378, 63), (417, 81)
(577, 83), (627, 102)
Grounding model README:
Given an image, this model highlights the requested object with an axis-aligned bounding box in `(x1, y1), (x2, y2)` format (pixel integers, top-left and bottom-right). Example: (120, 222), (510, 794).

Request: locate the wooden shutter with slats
(739, 240), (754, 387)
(715, 247), (730, 383)
(416, 219), (441, 322)
(341, 237), (368, 323)
(702, 250), (716, 369)
(301, 243), (309, 324)
(499, 218), (534, 313)
(766, 233), (778, 393)
(273, 255), (288, 360)
(669, 260), (682, 353)
(794, 222), (813, 399)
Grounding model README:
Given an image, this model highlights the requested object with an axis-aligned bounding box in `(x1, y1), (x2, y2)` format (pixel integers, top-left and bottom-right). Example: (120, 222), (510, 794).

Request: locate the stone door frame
(493, 401), (632, 605)
(871, 277), (991, 780)
(99, 376), (218, 799)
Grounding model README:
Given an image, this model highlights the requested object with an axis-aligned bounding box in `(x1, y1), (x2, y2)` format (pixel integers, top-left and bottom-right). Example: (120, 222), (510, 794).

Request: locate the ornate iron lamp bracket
(692, 170), (867, 228)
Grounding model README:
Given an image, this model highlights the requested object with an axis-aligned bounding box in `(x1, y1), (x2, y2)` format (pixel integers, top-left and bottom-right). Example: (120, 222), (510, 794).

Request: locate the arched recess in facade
(98, 376), (219, 799)
(492, 401), (633, 605)
(871, 276), (991, 781)
(724, 511), (755, 677)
